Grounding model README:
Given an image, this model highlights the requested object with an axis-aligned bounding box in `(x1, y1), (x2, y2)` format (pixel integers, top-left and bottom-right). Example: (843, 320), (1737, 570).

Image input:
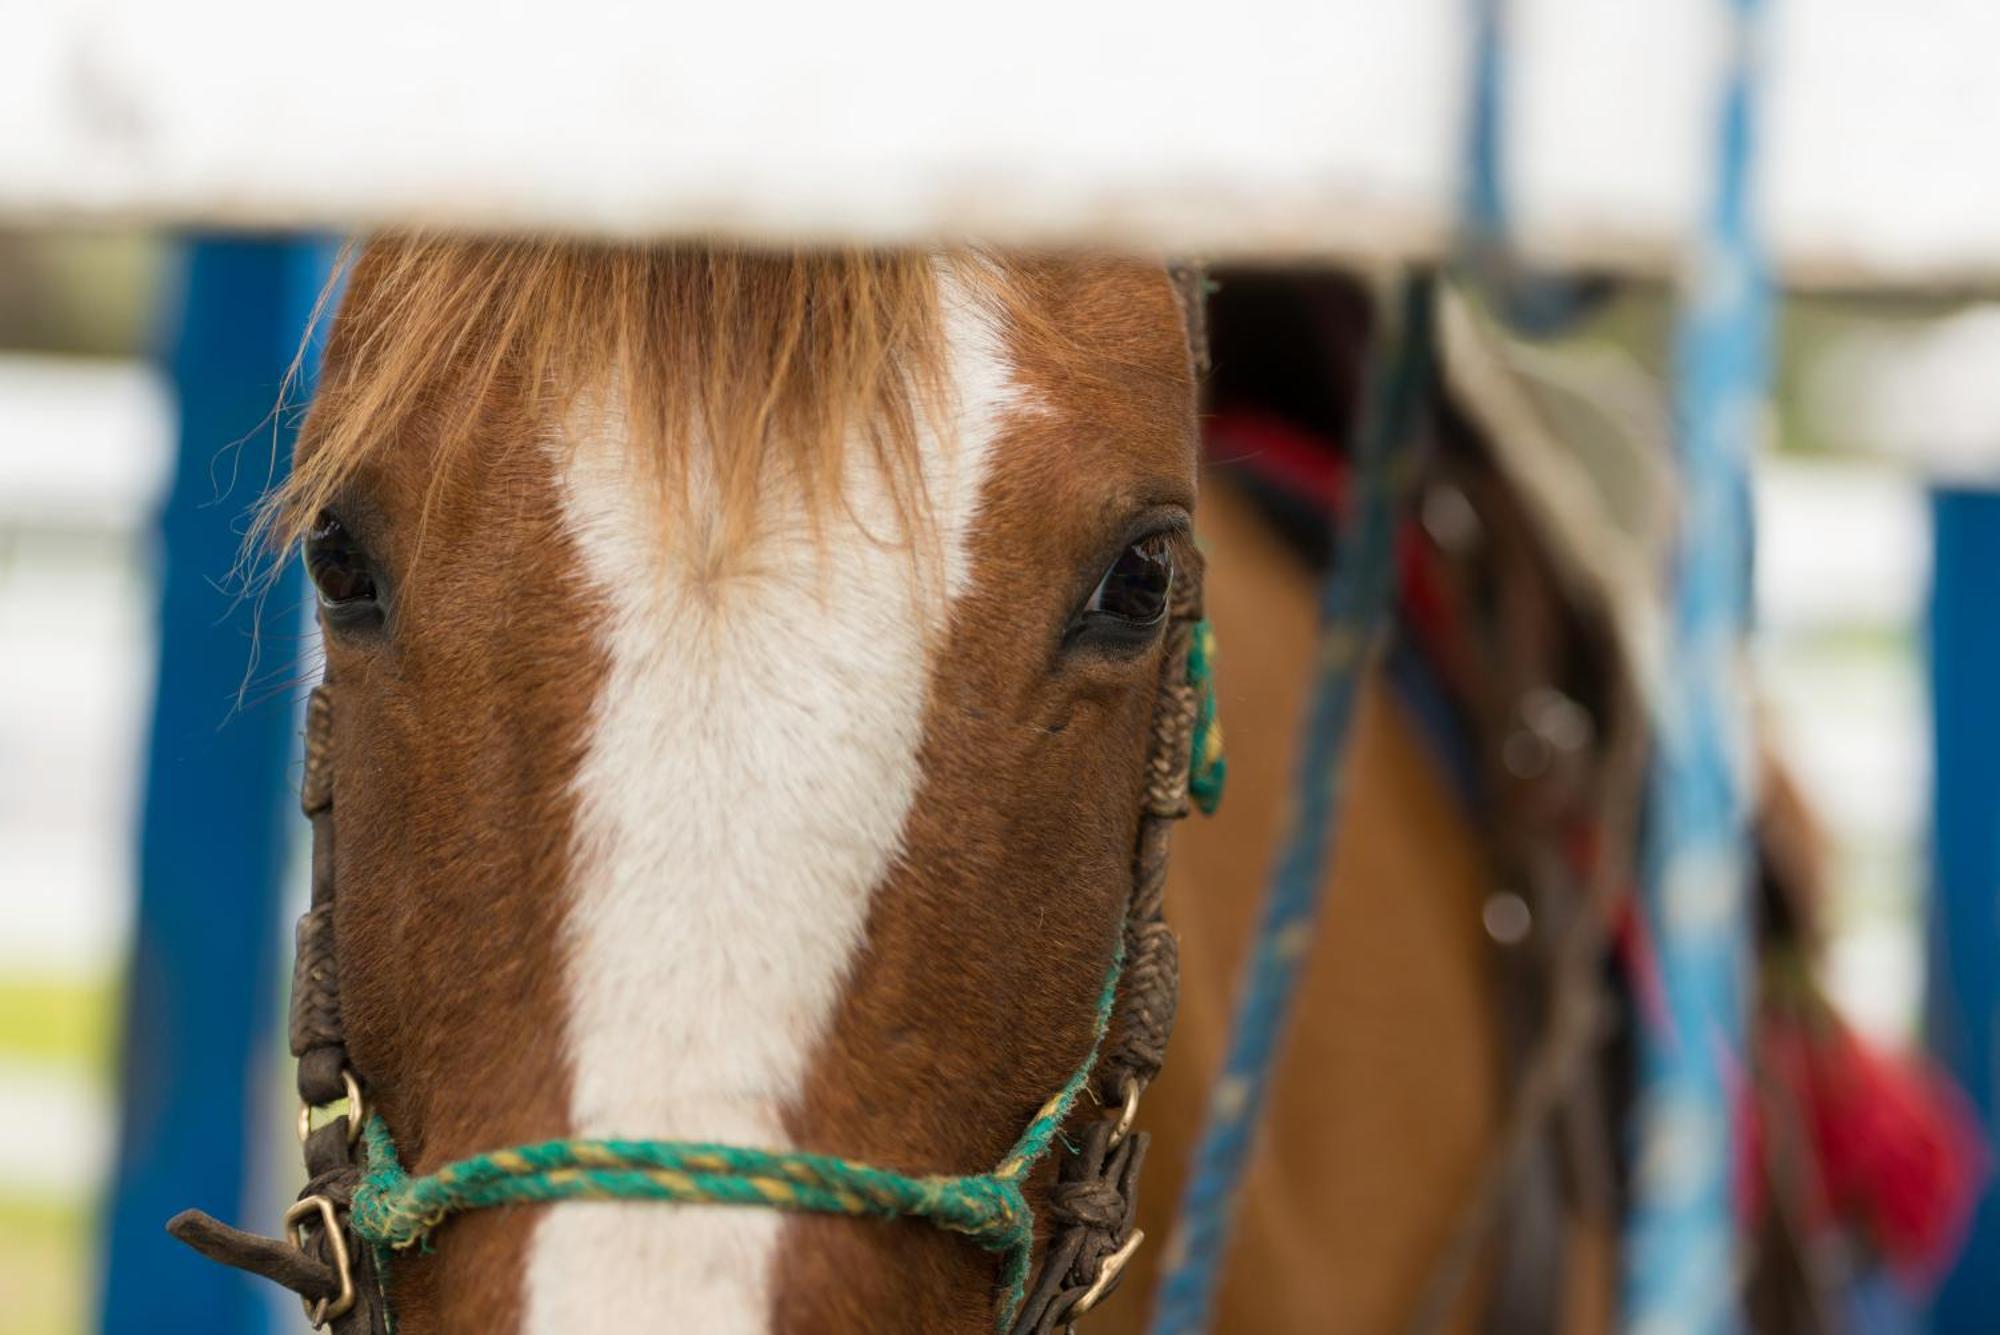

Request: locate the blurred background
(0, 231), (1992, 1331)
(2, 229), (172, 1335)
(0, 231), (330, 1334)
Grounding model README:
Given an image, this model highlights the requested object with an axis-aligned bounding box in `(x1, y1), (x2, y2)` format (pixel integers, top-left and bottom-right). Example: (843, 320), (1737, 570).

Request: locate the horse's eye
(305, 510), (380, 611)
(1081, 533), (1175, 630)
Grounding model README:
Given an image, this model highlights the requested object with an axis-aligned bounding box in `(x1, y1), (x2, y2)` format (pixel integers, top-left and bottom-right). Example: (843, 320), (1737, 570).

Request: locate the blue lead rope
(1149, 276), (1435, 1334)
(1623, 0), (1771, 1329)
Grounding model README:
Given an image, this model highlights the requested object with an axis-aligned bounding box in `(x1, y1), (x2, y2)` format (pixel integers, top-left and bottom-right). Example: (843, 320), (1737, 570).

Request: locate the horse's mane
(261, 238), (958, 566)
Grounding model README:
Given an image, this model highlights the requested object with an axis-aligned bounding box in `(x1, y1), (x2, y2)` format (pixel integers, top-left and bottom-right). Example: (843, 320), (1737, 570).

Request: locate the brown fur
(775, 257), (1198, 1332)
(300, 243), (1201, 1332)
(311, 396), (603, 1333)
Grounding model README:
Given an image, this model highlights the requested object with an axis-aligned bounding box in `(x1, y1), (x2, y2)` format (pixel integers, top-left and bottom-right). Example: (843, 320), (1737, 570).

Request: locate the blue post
(1925, 488), (2000, 1333)
(1621, 0), (1771, 1330)
(99, 238), (333, 1335)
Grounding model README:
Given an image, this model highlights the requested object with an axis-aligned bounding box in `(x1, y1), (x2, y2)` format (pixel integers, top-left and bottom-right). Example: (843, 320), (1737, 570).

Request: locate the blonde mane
(264, 238), (959, 565)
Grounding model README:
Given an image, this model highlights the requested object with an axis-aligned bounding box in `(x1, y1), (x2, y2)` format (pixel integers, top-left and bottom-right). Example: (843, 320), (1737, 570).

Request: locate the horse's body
(1141, 478), (1510, 1331)
(1120, 476), (1612, 1333)
(1102, 273), (1644, 1334)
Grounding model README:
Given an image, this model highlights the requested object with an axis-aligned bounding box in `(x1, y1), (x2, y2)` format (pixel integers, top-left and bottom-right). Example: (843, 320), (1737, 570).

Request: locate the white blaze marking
(523, 271), (1018, 1333)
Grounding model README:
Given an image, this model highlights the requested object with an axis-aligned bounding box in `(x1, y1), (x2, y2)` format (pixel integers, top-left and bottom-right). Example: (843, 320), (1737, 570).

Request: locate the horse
(170, 242), (1969, 1334)
(172, 240), (1216, 1334)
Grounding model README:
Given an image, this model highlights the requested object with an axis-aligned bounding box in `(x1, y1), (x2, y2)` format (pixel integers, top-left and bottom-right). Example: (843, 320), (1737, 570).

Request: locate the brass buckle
(1108, 1073), (1144, 1148)
(1068, 1229), (1145, 1320)
(297, 1067), (366, 1147)
(284, 1194), (357, 1328)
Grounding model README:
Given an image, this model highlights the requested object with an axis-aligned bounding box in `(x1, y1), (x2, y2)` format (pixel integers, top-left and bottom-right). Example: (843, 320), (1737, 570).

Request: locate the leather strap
(1392, 424), (1641, 1335)
(1009, 561), (1203, 1334)
(169, 684), (389, 1334)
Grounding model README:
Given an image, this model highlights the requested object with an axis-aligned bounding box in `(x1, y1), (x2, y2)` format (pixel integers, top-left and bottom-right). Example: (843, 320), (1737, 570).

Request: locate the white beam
(5, 0), (1996, 290)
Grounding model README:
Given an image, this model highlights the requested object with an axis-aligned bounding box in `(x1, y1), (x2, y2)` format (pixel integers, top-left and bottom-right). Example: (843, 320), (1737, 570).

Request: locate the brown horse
(184, 243), (1899, 1334)
(241, 241), (1207, 1333)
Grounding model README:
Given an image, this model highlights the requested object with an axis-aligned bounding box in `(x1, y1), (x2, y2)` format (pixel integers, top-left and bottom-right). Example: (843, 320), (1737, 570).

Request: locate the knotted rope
(1186, 619), (1227, 817)
(350, 950), (1120, 1331)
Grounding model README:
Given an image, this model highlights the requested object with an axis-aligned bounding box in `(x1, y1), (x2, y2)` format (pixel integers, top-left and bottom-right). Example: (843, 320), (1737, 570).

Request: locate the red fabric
(1616, 898), (1674, 1045)
(1397, 525), (1450, 655)
(1204, 410), (1349, 512)
(1204, 410), (1452, 650)
(1742, 1007), (1990, 1291)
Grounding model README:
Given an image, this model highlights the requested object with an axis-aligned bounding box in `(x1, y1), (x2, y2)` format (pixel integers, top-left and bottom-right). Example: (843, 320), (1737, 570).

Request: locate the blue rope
(1623, 0), (1770, 1328)
(1463, 0), (1507, 244)
(1459, 0), (1600, 336)
(1149, 275), (1434, 1334)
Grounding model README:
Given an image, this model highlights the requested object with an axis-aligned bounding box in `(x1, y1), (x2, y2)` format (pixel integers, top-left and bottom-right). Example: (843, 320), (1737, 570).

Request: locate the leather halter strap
(170, 685), (389, 1332)
(171, 561), (1213, 1334)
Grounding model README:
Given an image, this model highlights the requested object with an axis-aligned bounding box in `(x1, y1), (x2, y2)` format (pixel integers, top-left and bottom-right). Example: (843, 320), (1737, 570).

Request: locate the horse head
(277, 241), (1201, 1332)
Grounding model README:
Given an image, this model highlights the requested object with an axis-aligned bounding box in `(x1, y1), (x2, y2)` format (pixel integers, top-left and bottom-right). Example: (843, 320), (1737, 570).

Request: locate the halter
(171, 561), (1224, 1335)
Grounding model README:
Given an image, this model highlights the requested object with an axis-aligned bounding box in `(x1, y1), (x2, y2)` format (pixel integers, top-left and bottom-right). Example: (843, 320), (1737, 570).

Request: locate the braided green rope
(349, 948), (1123, 1330)
(1187, 619), (1226, 815)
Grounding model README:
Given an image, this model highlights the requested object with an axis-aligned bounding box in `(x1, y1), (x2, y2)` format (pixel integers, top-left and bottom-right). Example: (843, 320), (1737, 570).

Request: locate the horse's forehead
(985, 259), (1198, 527)
(1003, 258), (1195, 413)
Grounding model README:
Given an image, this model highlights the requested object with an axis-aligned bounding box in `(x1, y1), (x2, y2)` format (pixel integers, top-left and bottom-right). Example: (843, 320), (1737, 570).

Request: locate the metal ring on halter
(283, 1194), (357, 1328)
(1068, 1229), (1146, 1320)
(1108, 1073), (1144, 1148)
(296, 1067), (366, 1146)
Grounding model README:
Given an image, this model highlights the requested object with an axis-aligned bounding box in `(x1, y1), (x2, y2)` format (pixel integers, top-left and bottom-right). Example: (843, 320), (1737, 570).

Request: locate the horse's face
(291, 243), (1197, 1332)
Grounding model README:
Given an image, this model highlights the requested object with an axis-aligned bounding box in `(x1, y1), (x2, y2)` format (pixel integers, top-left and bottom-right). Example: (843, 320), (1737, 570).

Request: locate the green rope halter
(1187, 618), (1226, 815)
(343, 620), (1224, 1330)
(349, 951), (1121, 1331)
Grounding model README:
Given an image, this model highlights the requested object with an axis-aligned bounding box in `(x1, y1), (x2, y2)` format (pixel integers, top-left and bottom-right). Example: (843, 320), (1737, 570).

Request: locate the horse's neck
(1117, 477), (1612, 1333)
